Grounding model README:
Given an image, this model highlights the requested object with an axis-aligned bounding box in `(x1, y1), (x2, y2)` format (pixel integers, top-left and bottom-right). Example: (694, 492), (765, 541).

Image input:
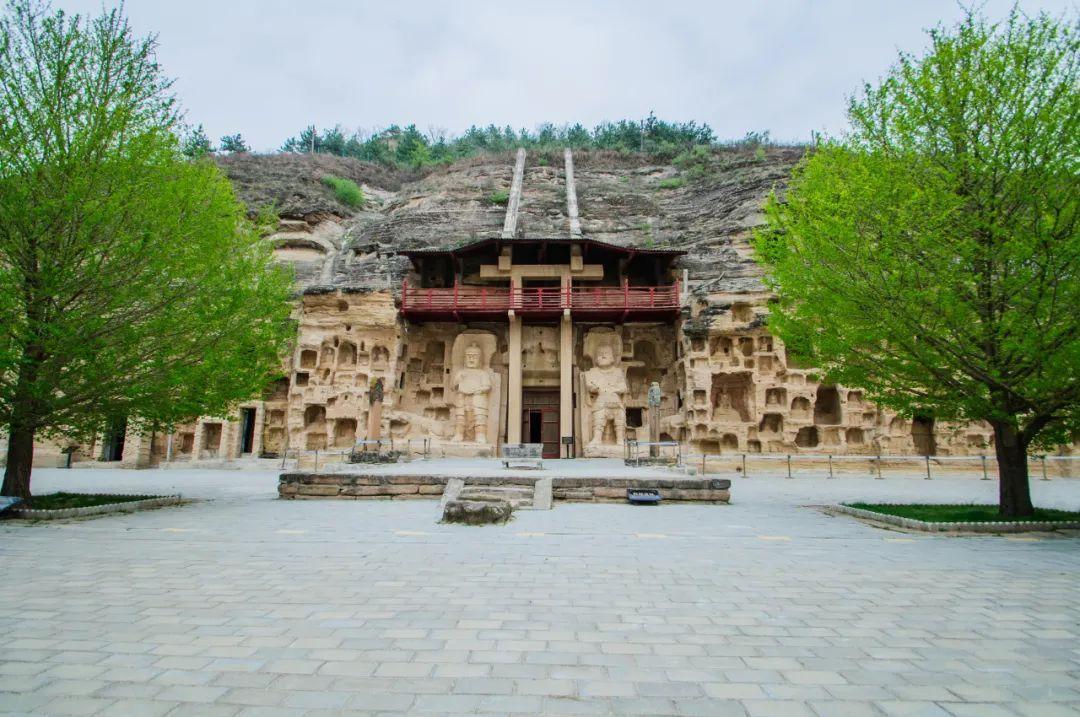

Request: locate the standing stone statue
(647, 381), (662, 457)
(584, 338), (628, 446)
(452, 343), (493, 444)
(366, 377), (384, 443)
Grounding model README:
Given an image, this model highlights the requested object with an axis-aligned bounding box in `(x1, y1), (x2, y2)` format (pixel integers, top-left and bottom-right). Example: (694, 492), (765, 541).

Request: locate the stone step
(460, 485), (534, 508)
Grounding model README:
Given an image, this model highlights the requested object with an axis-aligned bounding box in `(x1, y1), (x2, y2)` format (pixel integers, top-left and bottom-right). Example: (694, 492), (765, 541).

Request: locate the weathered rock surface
(215, 148), (804, 295)
(441, 499), (513, 525)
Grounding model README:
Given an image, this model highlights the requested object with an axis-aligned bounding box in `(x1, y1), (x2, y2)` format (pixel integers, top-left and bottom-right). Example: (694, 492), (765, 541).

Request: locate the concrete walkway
(1, 468), (1077, 716)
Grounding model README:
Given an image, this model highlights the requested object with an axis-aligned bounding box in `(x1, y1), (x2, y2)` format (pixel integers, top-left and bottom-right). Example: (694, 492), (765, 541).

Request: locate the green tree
(755, 9), (1079, 517)
(0, 0), (295, 498)
(181, 123), (213, 158)
(219, 132), (249, 153)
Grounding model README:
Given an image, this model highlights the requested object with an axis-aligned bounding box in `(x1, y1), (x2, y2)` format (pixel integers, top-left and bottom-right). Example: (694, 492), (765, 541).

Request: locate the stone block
(383, 485), (419, 495)
(340, 486), (390, 497)
(296, 485), (340, 497)
(441, 499), (512, 525)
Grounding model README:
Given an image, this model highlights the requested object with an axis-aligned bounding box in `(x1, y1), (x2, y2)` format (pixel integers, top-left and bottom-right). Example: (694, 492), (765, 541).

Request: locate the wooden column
(560, 310), (573, 458)
(507, 312), (523, 443)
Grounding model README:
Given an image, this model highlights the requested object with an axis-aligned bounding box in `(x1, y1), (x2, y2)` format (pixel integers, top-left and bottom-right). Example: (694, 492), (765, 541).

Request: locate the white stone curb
(830, 504), (1080, 533)
(12, 495), (184, 520)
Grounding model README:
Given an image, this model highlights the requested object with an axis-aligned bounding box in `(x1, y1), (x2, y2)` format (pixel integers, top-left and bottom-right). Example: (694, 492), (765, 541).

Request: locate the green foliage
(219, 132), (249, 153)
(485, 189), (510, 206)
(28, 492), (158, 510)
(181, 124), (213, 158)
(320, 175), (364, 208)
(673, 145), (713, 179)
(253, 202), (280, 235)
(278, 113), (738, 171)
(0, 0), (295, 496)
(755, 8), (1079, 516)
(845, 504), (1080, 523)
(657, 177), (686, 190)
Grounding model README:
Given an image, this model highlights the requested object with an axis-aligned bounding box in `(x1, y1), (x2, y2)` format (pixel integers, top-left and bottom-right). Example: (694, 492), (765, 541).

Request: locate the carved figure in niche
(584, 333), (628, 446)
(452, 343), (493, 443)
(714, 391), (740, 421)
(647, 382), (662, 408)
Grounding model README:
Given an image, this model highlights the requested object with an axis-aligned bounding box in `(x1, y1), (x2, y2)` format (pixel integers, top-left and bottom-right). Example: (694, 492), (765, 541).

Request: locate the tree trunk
(2, 423), (35, 499)
(992, 420), (1034, 518)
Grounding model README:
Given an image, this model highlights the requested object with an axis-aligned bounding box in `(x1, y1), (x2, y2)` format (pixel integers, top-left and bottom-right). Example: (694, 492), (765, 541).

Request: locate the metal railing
(625, 440), (683, 465)
(684, 451), (1079, 480)
(401, 280), (680, 315)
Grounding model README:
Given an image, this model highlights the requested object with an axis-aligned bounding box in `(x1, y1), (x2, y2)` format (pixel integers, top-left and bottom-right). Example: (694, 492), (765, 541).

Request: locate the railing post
(786, 454), (792, 479)
(827, 454), (833, 479)
(742, 453), (747, 478)
(924, 454), (932, 480)
(981, 455), (989, 480)
(874, 454), (883, 479)
(1041, 455), (1049, 481)
(314, 449), (318, 471)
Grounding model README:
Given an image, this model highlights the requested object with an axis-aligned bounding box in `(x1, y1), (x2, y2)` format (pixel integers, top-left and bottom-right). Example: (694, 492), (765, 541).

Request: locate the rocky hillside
(216, 147), (804, 294)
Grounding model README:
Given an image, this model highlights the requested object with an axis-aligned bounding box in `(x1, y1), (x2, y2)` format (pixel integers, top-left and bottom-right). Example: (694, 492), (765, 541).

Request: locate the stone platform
(278, 458), (731, 503)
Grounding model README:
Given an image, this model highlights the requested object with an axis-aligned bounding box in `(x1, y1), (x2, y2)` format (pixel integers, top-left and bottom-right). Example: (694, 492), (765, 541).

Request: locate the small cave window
(625, 407), (643, 428)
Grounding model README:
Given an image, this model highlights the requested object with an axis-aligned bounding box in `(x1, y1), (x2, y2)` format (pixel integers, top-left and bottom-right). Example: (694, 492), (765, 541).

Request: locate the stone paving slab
(1, 468), (1078, 716)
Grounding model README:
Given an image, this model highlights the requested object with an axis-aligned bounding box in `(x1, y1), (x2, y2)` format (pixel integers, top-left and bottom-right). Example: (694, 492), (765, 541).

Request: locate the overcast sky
(55, 0), (1077, 152)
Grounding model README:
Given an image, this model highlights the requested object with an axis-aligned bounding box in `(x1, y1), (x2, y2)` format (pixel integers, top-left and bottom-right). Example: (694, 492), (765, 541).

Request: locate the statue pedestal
(583, 443), (624, 459)
(437, 440), (496, 458)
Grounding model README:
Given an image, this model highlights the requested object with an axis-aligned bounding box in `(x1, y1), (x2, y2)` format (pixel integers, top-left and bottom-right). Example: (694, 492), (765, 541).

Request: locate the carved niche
(449, 331), (501, 446)
(580, 328), (628, 457)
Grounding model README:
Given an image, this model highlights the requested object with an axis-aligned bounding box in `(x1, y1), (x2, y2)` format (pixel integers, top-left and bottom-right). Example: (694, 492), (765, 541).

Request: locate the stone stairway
(439, 477), (553, 515)
(458, 483), (535, 509)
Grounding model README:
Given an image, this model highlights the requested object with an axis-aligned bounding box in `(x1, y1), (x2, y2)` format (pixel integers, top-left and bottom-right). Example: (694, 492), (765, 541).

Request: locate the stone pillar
(507, 312), (523, 444)
(560, 311), (573, 458)
(121, 424), (152, 468)
(192, 420), (205, 460)
(223, 419), (239, 460)
(252, 404), (265, 457)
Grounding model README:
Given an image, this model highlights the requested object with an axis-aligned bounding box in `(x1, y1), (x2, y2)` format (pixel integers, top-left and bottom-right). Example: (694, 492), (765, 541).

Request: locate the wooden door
(522, 390), (560, 458)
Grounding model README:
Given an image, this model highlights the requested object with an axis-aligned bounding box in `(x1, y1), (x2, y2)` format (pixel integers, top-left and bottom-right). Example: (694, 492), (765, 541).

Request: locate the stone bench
(501, 443), (543, 470)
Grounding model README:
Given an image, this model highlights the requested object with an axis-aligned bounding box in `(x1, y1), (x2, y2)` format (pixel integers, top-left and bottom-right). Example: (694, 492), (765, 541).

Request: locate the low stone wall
(551, 478), (730, 503)
(279, 473), (450, 500)
(279, 473), (730, 503)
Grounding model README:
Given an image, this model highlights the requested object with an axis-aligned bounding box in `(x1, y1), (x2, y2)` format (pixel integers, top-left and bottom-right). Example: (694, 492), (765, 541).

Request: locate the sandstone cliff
(216, 147), (804, 294)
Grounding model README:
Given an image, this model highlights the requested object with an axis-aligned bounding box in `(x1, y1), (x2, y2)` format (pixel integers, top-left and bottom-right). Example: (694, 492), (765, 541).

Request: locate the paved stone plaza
(1, 468), (1078, 717)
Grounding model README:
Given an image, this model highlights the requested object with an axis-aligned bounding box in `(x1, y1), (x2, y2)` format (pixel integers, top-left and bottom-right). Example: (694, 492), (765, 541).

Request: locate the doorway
(239, 408), (256, 454)
(521, 389), (560, 458)
(102, 418), (126, 462)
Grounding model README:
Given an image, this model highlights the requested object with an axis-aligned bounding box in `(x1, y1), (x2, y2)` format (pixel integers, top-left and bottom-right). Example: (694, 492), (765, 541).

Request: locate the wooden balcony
(400, 281), (681, 322)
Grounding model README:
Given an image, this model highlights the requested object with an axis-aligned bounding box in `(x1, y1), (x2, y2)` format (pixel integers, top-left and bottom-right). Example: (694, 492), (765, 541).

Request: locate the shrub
(658, 177), (686, 190)
(321, 175), (364, 208)
(486, 189), (510, 206)
(254, 203), (280, 236)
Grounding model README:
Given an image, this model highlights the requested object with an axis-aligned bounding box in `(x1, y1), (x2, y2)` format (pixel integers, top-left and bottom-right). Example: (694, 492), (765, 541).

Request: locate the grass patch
(658, 177), (686, 190)
(26, 492), (157, 510)
(320, 175), (364, 208)
(845, 503), (1080, 523)
(485, 189), (510, 206)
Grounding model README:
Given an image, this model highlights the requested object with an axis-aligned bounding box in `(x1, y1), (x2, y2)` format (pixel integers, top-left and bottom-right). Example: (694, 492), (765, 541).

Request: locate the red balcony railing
(401, 281), (680, 320)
